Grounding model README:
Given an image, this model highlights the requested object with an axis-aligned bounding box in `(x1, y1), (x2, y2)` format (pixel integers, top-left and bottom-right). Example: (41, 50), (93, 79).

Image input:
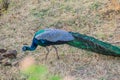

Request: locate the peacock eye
(22, 46), (26, 51)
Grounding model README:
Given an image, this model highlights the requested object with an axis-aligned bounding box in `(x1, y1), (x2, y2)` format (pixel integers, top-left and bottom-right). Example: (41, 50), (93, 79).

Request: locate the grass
(110, 0), (120, 11)
(20, 57), (61, 80)
(0, 0), (120, 80)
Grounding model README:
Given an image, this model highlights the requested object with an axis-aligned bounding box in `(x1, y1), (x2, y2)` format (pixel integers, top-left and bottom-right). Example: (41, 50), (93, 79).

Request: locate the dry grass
(0, 0), (120, 80)
(110, 0), (120, 11)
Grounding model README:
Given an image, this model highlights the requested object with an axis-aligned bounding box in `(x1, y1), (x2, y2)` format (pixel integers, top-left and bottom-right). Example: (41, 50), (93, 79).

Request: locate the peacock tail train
(67, 32), (120, 56)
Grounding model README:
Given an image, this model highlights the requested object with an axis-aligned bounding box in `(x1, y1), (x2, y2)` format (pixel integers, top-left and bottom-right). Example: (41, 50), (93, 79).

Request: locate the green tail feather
(67, 32), (120, 56)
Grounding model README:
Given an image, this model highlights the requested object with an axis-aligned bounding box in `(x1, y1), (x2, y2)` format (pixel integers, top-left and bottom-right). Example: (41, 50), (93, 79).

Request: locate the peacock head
(22, 46), (28, 51)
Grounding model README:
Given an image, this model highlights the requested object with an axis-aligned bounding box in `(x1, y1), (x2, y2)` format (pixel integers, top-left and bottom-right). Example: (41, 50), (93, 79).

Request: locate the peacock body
(22, 28), (120, 58)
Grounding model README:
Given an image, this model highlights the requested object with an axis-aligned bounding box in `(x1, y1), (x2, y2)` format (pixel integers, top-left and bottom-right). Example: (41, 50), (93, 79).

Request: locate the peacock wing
(35, 29), (74, 42)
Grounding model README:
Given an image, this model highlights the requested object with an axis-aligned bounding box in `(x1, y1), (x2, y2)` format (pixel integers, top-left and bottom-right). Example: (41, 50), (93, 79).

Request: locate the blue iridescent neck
(22, 39), (38, 51)
(22, 45), (37, 51)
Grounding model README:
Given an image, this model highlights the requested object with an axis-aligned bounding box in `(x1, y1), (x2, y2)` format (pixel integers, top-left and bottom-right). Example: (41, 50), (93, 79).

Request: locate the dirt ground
(0, 0), (120, 80)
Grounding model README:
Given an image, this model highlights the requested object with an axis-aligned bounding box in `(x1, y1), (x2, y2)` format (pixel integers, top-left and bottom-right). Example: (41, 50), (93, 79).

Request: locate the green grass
(90, 1), (101, 10)
(21, 65), (61, 80)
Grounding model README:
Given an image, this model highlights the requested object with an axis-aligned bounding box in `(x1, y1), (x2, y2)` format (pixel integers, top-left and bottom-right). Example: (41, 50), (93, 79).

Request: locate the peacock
(22, 28), (120, 59)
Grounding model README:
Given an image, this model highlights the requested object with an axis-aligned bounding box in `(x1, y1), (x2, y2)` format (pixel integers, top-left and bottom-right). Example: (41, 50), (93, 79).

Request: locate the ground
(0, 0), (120, 80)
